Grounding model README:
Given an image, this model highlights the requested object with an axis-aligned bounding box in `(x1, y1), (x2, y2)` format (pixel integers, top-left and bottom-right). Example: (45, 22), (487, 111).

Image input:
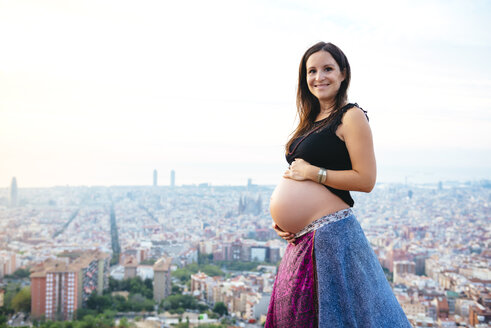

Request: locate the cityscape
(0, 171), (490, 328)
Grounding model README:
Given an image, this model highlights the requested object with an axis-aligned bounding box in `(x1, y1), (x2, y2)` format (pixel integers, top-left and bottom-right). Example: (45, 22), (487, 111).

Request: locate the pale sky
(1, 0), (490, 187)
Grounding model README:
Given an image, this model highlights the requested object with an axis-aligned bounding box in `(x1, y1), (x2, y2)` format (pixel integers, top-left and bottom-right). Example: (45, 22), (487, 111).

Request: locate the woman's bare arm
(285, 107), (377, 192)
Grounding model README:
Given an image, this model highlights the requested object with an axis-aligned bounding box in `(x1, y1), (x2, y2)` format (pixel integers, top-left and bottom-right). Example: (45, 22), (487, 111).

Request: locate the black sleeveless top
(286, 103), (368, 207)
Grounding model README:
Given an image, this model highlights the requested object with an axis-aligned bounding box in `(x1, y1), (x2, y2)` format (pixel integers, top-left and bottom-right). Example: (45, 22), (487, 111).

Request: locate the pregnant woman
(265, 42), (411, 327)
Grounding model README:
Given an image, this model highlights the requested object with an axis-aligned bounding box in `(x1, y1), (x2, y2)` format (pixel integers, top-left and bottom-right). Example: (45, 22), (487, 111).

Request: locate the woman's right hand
(272, 222), (296, 244)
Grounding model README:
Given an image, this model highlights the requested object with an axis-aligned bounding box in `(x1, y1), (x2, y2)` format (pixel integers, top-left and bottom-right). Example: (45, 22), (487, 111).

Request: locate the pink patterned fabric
(265, 231), (317, 328)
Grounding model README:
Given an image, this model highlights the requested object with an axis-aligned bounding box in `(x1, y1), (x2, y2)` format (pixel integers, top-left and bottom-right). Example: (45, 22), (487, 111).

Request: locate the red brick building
(30, 250), (109, 321)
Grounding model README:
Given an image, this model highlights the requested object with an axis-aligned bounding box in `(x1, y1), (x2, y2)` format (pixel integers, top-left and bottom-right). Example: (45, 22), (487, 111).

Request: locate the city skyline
(2, 167), (490, 190)
(1, 0), (490, 188)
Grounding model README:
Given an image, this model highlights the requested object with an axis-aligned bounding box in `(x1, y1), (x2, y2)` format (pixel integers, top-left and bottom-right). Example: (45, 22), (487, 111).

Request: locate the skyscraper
(9, 177), (18, 207)
(153, 257), (172, 303)
(170, 170), (175, 188)
(153, 169), (158, 187)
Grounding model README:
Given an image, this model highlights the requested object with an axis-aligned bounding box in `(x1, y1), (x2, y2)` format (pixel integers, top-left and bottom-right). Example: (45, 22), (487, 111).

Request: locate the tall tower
(170, 170), (175, 188)
(153, 257), (172, 303)
(9, 177), (18, 207)
(153, 169), (158, 187)
(30, 250), (110, 321)
(31, 261), (79, 321)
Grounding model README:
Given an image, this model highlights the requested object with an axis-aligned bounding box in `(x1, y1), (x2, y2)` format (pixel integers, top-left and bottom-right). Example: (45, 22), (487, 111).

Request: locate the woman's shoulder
(341, 103), (369, 123)
(336, 103), (372, 141)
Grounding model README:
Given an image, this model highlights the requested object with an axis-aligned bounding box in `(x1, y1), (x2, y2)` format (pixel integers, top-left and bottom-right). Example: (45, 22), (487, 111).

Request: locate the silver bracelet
(317, 168), (327, 184)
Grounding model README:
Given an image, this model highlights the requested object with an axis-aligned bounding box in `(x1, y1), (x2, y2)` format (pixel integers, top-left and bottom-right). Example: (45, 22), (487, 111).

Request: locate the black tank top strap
(349, 103), (369, 121)
(328, 103), (368, 134)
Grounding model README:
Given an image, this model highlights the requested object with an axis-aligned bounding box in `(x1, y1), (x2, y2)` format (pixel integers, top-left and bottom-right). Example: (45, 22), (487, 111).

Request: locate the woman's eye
(325, 67), (332, 71)
(308, 69), (316, 74)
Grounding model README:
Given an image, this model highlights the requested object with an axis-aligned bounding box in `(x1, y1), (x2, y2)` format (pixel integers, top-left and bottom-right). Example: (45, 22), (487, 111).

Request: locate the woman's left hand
(272, 222), (296, 244)
(283, 158), (311, 181)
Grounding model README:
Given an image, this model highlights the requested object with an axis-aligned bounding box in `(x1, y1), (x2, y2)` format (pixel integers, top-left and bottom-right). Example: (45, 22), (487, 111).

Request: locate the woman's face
(306, 50), (345, 104)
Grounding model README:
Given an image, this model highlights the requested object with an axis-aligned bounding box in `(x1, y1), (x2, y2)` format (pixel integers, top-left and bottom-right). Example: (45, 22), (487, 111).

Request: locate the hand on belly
(270, 177), (348, 234)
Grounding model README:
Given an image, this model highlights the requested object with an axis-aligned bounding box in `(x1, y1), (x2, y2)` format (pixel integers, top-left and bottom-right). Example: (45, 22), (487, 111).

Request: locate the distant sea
(375, 165), (490, 184)
(161, 162), (490, 187)
(0, 163), (488, 189)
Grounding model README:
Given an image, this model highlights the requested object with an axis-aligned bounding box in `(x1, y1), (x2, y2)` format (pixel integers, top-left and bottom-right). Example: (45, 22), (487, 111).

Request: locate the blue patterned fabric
(314, 213), (412, 327)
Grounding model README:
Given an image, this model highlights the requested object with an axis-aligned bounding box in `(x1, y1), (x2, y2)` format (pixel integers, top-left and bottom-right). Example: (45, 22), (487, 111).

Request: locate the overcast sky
(1, 0), (490, 187)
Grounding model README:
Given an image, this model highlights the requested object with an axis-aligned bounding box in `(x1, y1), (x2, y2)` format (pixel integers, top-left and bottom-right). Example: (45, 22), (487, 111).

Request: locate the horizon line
(1, 179), (490, 190)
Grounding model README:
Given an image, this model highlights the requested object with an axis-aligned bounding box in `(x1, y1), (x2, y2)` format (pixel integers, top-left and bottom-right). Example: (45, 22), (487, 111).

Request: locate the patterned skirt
(265, 209), (412, 328)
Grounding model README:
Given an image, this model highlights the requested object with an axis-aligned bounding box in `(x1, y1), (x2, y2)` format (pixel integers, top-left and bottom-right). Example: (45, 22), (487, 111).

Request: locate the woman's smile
(306, 51), (345, 104)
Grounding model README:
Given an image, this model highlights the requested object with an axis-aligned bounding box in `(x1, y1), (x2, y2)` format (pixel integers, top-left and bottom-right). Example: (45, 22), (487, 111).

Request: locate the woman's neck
(318, 100), (336, 116)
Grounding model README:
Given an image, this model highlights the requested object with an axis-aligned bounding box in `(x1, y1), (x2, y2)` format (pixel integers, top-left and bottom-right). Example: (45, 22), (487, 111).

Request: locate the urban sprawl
(0, 178), (490, 328)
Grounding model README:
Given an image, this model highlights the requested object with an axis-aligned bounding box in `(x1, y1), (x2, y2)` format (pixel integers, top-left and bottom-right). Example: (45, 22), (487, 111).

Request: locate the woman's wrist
(305, 165), (328, 185)
(306, 165), (320, 182)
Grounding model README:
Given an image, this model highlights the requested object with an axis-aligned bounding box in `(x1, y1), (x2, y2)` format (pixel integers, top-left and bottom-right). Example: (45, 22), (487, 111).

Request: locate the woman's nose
(316, 71), (326, 81)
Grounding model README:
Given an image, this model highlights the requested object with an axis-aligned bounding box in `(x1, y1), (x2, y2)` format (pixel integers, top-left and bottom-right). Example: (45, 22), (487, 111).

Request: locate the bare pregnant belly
(270, 177), (349, 234)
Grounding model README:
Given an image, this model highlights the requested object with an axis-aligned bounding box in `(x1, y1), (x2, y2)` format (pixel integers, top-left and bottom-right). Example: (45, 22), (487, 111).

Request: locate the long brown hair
(285, 42), (351, 153)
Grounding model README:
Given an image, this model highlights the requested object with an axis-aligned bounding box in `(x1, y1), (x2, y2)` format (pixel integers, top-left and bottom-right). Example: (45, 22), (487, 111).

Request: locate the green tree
(75, 308), (97, 319)
(201, 265), (224, 277)
(220, 317), (235, 325)
(47, 321), (64, 328)
(172, 268), (192, 282)
(11, 286), (31, 313)
(128, 298), (142, 312)
(108, 277), (121, 292)
(0, 312), (7, 328)
(171, 285), (183, 295)
(95, 311), (115, 328)
(212, 302), (228, 316)
(142, 299), (155, 312)
(197, 253), (213, 265)
(114, 295), (131, 312)
(5, 268), (31, 279)
(144, 278), (153, 290)
(197, 303), (209, 312)
(174, 323), (189, 328)
(204, 310), (219, 319)
(86, 293), (112, 313)
(118, 317), (129, 328)
(3, 283), (21, 310)
(111, 277), (152, 299)
(162, 294), (198, 311)
(81, 314), (96, 328)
